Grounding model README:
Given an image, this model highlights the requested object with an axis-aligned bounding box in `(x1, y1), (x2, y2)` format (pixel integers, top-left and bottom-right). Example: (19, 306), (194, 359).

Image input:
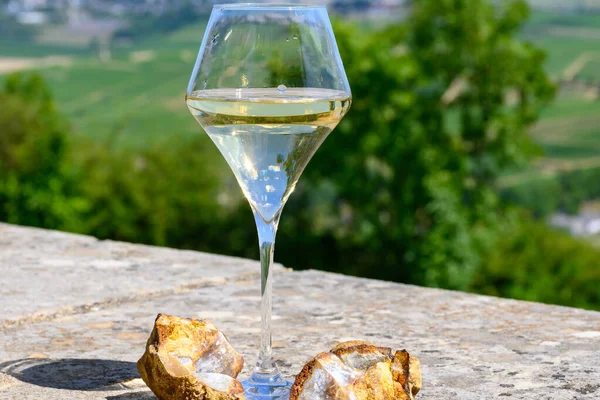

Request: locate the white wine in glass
(186, 5), (351, 399)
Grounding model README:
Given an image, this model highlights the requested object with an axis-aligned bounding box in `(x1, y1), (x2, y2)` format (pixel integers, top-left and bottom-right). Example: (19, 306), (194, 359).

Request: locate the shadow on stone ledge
(106, 392), (156, 400)
(0, 358), (139, 390)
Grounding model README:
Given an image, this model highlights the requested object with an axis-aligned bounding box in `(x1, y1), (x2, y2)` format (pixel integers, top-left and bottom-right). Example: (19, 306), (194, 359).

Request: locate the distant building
(5, 0), (72, 24)
(550, 213), (600, 236)
(6, 0), (70, 12)
(7, 0), (49, 11)
(15, 10), (47, 24)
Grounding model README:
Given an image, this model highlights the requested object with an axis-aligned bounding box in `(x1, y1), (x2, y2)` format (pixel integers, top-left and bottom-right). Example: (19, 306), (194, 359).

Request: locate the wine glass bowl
(186, 4), (351, 399)
(187, 4), (350, 94)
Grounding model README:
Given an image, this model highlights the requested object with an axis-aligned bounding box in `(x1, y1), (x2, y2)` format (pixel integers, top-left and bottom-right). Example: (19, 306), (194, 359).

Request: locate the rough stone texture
(289, 341), (421, 400)
(0, 223), (272, 325)
(1, 223), (599, 399)
(137, 314), (244, 400)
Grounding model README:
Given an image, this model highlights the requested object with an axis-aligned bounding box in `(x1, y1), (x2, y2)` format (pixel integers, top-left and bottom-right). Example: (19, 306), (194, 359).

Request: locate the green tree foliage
(471, 212), (600, 310)
(73, 137), (229, 250)
(0, 73), (84, 229)
(279, 0), (555, 290)
(502, 167), (600, 216)
(0, 73), (232, 251)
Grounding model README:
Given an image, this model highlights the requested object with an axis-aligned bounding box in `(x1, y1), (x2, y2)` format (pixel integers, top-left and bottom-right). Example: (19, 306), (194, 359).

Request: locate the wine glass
(186, 4), (351, 399)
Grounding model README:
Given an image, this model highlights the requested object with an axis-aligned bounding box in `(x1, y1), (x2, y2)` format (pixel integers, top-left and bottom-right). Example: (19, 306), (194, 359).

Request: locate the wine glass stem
(254, 211), (280, 374)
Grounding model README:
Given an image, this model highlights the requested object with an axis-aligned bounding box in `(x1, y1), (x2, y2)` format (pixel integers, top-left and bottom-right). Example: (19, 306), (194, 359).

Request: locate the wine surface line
(187, 87), (351, 222)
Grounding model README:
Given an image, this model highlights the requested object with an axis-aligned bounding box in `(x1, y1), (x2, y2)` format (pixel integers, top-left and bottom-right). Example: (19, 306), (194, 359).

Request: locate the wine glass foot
(242, 371), (292, 400)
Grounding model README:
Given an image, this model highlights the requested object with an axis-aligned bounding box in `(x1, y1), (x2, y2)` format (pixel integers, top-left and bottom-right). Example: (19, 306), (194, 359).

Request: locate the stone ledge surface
(0, 223), (279, 325)
(0, 223), (599, 400)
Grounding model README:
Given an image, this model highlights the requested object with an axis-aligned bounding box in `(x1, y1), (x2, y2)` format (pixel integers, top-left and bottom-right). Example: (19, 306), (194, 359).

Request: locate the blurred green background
(1, 0), (599, 310)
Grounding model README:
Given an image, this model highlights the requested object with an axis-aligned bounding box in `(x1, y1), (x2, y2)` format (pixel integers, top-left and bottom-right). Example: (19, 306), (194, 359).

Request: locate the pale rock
(137, 314), (245, 400)
(290, 340), (422, 400)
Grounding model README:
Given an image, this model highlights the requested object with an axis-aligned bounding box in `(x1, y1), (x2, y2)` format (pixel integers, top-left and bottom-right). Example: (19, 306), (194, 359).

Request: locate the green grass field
(1, 23), (208, 148)
(503, 9), (600, 186)
(43, 57), (198, 148)
(526, 35), (600, 78)
(499, 93), (600, 187)
(528, 9), (600, 29)
(0, 40), (94, 57)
